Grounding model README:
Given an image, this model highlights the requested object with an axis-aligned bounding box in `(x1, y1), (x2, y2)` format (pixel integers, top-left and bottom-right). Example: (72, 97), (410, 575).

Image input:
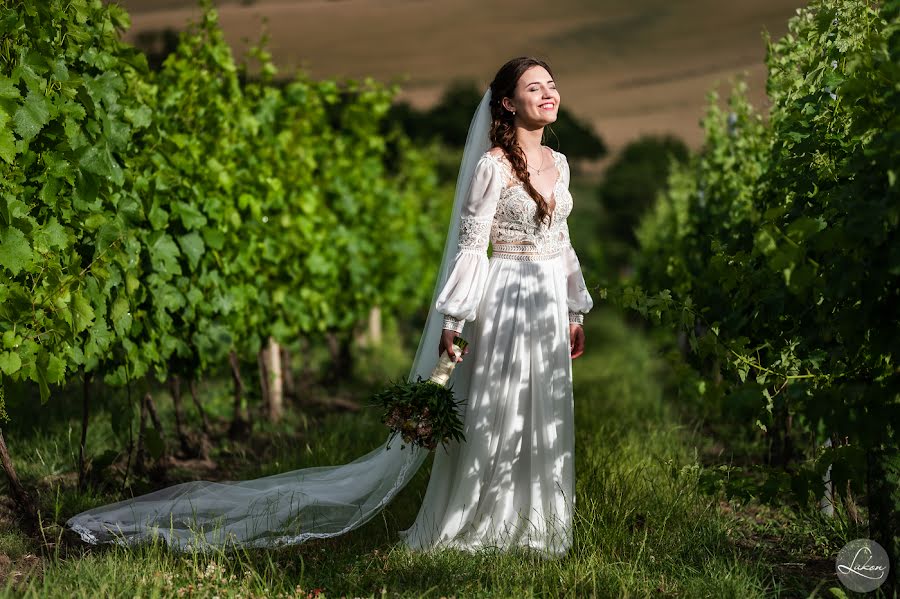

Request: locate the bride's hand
(570, 324), (585, 359)
(439, 329), (469, 362)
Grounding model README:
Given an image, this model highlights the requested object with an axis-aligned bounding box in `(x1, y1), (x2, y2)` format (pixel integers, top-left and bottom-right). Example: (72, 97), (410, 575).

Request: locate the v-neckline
(497, 147), (561, 213)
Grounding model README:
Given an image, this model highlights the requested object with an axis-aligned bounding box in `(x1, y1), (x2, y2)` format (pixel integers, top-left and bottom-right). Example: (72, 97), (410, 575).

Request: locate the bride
(66, 56), (593, 559)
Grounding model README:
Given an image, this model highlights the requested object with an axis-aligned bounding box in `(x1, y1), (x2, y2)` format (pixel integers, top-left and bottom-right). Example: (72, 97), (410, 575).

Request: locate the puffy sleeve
(558, 154), (593, 326)
(435, 153), (502, 334)
(561, 221), (594, 325)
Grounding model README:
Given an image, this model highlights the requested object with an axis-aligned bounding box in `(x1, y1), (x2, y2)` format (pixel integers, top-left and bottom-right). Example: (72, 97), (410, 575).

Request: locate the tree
(386, 79), (608, 163)
(597, 135), (689, 271)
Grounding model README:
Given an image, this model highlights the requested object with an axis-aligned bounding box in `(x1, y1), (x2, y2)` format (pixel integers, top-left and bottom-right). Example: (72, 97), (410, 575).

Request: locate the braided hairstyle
(488, 56), (557, 228)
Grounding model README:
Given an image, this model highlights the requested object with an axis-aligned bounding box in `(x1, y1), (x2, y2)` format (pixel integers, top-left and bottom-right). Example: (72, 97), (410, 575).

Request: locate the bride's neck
(515, 126), (544, 154)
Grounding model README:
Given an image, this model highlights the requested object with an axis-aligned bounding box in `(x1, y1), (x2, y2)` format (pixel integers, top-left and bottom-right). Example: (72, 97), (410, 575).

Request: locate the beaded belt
(490, 243), (563, 262)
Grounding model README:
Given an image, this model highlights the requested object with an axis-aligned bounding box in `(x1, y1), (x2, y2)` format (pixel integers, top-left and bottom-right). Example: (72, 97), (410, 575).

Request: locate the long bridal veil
(66, 88), (495, 551)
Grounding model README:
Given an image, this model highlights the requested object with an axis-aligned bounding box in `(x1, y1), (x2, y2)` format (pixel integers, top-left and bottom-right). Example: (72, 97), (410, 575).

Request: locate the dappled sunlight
(401, 246), (576, 558)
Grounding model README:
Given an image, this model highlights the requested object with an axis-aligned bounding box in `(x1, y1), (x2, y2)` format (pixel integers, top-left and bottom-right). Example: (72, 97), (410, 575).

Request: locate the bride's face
(503, 65), (560, 127)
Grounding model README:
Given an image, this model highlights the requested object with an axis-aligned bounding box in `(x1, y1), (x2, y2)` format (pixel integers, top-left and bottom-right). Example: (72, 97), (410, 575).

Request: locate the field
(112, 0), (807, 166)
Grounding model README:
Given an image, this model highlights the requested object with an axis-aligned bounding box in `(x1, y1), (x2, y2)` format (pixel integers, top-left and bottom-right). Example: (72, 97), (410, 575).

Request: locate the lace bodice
(436, 147), (594, 334)
(458, 149), (574, 258)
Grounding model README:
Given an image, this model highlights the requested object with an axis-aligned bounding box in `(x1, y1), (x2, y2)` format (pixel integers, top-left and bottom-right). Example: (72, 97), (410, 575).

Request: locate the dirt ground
(113, 0), (805, 170)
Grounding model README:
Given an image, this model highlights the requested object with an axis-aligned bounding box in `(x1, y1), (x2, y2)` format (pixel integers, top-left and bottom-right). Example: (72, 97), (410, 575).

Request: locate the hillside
(112, 0), (807, 167)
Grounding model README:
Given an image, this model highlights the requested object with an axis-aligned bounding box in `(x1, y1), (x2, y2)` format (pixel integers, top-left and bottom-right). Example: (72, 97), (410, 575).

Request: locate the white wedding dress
(398, 147), (593, 557)
(65, 89), (592, 559)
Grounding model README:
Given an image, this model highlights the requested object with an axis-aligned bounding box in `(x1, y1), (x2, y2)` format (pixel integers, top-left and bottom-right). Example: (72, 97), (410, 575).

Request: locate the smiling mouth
(539, 103), (555, 110)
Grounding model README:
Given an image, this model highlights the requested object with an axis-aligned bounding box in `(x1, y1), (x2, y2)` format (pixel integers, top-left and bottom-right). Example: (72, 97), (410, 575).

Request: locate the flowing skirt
(399, 251), (575, 558)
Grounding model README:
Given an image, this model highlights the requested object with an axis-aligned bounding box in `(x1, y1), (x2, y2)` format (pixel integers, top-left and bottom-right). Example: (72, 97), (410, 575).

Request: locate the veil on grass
(65, 87), (495, 552)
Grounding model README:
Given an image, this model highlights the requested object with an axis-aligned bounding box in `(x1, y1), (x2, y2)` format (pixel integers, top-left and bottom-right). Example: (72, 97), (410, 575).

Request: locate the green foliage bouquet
(369, 338), (469, 452)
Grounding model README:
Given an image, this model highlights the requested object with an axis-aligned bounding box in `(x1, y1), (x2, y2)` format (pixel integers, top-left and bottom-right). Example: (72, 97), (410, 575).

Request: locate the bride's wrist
(441, 314), (465, 333)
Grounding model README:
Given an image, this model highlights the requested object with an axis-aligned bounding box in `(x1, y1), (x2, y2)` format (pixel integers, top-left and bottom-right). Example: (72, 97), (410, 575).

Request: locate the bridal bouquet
(369, 338), (469, 452)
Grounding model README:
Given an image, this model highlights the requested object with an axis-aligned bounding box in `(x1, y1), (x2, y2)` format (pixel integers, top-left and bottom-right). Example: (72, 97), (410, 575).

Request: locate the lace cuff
(568, 311), (584, 325)
(442, 314), (465, 333)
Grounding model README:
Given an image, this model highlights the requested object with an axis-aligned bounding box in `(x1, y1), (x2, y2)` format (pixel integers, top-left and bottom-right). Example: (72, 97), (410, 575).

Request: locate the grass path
(0, 307), (835, 597)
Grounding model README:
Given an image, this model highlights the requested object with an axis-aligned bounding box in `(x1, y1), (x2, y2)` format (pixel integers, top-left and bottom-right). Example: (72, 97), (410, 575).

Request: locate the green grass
(0, 307), (846, 597)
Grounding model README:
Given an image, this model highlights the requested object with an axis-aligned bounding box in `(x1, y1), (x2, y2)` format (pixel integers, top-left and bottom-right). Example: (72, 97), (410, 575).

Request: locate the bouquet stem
(429, 339), (469, 386)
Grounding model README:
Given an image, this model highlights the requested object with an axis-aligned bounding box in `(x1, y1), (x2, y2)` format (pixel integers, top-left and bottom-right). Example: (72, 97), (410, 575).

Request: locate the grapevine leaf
(2, 331), (21, 349)
(0, 78), (21, 100)
(78, 143), (124, 186)
(0, 226), (33, 275)
(110, 293), (132, 336)
(72, 173), (98, 212)
(12, 89), (50, 141)
(83, 72), (123, 107)
(79, 48), (116, 70)
(124, 105), (151, 129)
(72, 292), (95, 333)
(177, 231), (205, 270)
(148, 202), (169, 230)
(786, 216), (826, 241)
(0, 127), (15, 163)
(34, 217), (68, 250)
(49, 59), (69, 82)
(202, 228), (225, 250)
(46, 354), (65, 383)
(0, 351), (22, 375)
(35, 362), (50, 405)
(149, 232), (181, 276)
(173, 201), (208, 229)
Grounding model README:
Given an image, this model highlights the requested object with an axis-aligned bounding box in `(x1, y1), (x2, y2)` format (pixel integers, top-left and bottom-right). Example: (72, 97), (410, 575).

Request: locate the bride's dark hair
(489, 56), (556, 228)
